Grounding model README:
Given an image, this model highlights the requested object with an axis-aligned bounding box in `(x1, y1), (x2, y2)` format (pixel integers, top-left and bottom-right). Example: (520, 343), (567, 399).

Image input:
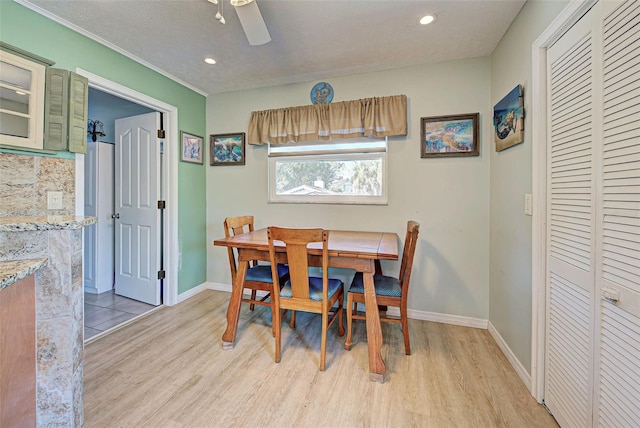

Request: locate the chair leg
(249, 290), (257, 311)
(290, 310), (296, 329)
(345, 292), (353, 351)
(274, 308), (282, 363)
(320, 310), (328, 371)
(401, 304), (411, 355)
(337, 292), (345, 337)
(270, 287), (276, 337)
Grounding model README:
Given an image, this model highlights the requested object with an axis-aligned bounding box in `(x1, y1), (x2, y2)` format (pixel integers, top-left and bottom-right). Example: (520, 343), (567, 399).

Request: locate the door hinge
(157, 270), (166, 280)
(157, 129), (165, 139)
(158, 200), (166, 209)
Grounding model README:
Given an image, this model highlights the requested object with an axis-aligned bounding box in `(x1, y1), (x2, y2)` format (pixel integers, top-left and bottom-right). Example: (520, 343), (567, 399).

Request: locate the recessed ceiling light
(204, 57), (217, 65)
(419, 14), (437, 25)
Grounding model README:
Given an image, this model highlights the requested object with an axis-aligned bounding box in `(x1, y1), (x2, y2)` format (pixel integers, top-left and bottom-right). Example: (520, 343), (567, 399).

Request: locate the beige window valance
(247, 94), (407, 145)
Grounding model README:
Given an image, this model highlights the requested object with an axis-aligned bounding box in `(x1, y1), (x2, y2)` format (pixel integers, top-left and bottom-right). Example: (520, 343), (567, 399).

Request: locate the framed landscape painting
(493, 84), (524, 152)
(421, 113), (479, 158)
(210, 132), (246, 166)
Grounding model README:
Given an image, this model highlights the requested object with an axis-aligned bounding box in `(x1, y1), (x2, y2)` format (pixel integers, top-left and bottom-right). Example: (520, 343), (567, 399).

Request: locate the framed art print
(210, 132), (246, 166)
(180, 131), (204, 164)
(493, 85), (524, 152)
(421, 113), (479, 158)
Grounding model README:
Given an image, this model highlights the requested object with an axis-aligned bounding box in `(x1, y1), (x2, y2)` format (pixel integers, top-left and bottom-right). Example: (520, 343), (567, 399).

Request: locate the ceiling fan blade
(234, 0), (271, 46)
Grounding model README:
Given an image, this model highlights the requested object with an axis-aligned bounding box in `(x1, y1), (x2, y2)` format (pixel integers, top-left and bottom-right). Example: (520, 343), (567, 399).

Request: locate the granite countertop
(0, 215), (96, 232)
(0, 258), (48, 290)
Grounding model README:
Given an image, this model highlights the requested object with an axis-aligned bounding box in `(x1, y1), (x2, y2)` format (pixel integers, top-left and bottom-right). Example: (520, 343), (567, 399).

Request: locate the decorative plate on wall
(310, 82), (334, 104)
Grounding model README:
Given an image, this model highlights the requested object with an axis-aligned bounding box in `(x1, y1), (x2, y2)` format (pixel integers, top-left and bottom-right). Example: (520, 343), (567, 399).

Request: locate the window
(0, 50), (46, 150)
(268, 138), (387, 204)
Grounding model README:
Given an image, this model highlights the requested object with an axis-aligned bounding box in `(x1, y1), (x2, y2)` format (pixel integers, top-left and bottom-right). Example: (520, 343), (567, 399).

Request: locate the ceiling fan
(207, 0), (271, 46)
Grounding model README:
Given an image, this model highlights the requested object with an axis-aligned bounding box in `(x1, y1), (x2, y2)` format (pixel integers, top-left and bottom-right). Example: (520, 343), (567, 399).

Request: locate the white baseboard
(385, 307), (488, 329)
(206, 281), (232, 293)
(205, 281), (269, 298)
(83, 285), (99, 294)
(177, 282), (211, 303)
(488, 321), (531, 392)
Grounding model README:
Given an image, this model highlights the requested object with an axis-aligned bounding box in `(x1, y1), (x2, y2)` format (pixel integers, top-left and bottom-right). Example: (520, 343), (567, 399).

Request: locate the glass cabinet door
(0, 50), (45, 149)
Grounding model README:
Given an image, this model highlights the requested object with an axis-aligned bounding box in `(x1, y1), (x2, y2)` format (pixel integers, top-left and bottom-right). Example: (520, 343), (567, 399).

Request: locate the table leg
(363, 266), (386, 383)
(373, 261), (386, 312)
(222, 260), (248, 349)
(374, 259), (383, 275)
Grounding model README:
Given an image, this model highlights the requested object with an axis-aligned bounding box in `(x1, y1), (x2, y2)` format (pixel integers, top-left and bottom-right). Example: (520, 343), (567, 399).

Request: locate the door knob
(111, 213), (120, 219)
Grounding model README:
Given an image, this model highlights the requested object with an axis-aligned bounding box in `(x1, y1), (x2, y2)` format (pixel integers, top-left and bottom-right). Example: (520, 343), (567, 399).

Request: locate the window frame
(268, 138), (388, 205)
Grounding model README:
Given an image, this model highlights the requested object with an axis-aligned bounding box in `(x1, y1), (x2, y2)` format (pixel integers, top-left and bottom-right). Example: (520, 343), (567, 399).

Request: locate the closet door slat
(598, 2), (640, 425)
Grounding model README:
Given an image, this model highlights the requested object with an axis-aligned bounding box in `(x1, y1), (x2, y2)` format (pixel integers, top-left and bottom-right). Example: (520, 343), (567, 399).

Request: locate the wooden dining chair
(345, 220), (420, 355)
(224, 216), (289, 313)
(267, 227), (345, 371)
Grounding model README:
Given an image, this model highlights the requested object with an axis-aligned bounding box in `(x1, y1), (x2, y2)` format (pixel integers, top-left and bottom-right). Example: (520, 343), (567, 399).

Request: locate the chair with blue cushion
(345, 221), (420, 355)
(224, 216), (289, 316)
(267, 226), (345, 370)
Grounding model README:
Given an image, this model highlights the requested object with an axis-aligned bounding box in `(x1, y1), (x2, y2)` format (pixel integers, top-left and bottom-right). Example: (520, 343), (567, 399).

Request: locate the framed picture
(210, 132), (246, 166)
(493, 85), (524, 152)
(180, 131), (204, 164)
(421, 113), (479, 157)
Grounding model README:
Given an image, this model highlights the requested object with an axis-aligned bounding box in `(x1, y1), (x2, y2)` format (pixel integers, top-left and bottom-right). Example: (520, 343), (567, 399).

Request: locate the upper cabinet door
(0, 50), (46, 150)
(43, 69), (89, 153)
(67, 71), (88, 154)
(43, 68), (69, 151)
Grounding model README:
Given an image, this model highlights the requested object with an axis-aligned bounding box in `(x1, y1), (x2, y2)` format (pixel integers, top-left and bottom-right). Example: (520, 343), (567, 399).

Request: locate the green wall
(1, 1), (207, 294)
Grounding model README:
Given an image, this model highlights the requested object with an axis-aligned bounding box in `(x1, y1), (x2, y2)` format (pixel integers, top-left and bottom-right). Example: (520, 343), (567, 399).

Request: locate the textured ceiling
(19, 0), (526, 96)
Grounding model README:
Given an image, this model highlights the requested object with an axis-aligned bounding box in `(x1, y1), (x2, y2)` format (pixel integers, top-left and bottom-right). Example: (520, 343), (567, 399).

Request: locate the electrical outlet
(524, 193), (533, 216)
(47, 191), (63, 210)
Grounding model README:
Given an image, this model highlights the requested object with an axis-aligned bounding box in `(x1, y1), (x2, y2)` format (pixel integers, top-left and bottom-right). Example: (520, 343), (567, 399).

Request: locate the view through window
(268, 138), (387, 204)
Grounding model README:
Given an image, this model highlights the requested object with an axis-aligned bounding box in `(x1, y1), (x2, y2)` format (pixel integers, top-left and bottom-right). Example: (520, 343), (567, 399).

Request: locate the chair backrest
(399, 221), (420, 294)
(267, 227), (328, 301)
(223, 215), (255, 282)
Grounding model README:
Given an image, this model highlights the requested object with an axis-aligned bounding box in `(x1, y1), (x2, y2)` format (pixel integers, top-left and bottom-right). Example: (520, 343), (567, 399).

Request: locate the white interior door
(595, 1), (640, 425)
(83, 141), (115, 295)
(545, 5), (599, 427)
(544, 1), (640, 426)
(114, 112), (161, 306)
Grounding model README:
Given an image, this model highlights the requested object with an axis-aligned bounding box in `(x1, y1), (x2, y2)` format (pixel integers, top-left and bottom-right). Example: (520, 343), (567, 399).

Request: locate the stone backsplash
(0, 152), (76, 217)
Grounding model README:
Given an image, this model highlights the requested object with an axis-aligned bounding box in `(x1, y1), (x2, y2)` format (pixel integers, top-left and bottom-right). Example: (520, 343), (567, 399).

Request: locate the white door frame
(530, 0), (597, 402)
(74, 69), (179, 307)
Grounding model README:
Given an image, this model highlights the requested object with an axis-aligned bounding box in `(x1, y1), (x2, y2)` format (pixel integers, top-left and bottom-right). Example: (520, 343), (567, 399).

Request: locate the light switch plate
(47, 191), (63, 210)
(525, 193), (533, 216)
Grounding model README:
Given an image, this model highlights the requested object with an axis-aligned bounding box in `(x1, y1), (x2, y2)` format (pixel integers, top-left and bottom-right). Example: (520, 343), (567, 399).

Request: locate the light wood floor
(84, 290), (558, 427)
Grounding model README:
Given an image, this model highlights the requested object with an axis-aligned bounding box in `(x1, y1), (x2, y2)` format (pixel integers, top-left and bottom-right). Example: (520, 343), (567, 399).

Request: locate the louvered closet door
(545, 5), (598, 428)
(597, 1), (640, 426)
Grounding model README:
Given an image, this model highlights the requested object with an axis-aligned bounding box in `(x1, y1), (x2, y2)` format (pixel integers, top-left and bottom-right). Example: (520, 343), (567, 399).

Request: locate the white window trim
(0, 50), (45, 150)
(268, 138), (388, 205)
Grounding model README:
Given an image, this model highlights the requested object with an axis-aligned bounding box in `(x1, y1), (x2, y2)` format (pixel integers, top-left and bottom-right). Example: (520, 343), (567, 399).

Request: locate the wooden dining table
(213, 228), (398, 382)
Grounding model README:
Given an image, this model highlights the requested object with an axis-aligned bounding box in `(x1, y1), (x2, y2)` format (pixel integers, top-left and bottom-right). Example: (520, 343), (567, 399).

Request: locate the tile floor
(84, 290), (156, 340)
